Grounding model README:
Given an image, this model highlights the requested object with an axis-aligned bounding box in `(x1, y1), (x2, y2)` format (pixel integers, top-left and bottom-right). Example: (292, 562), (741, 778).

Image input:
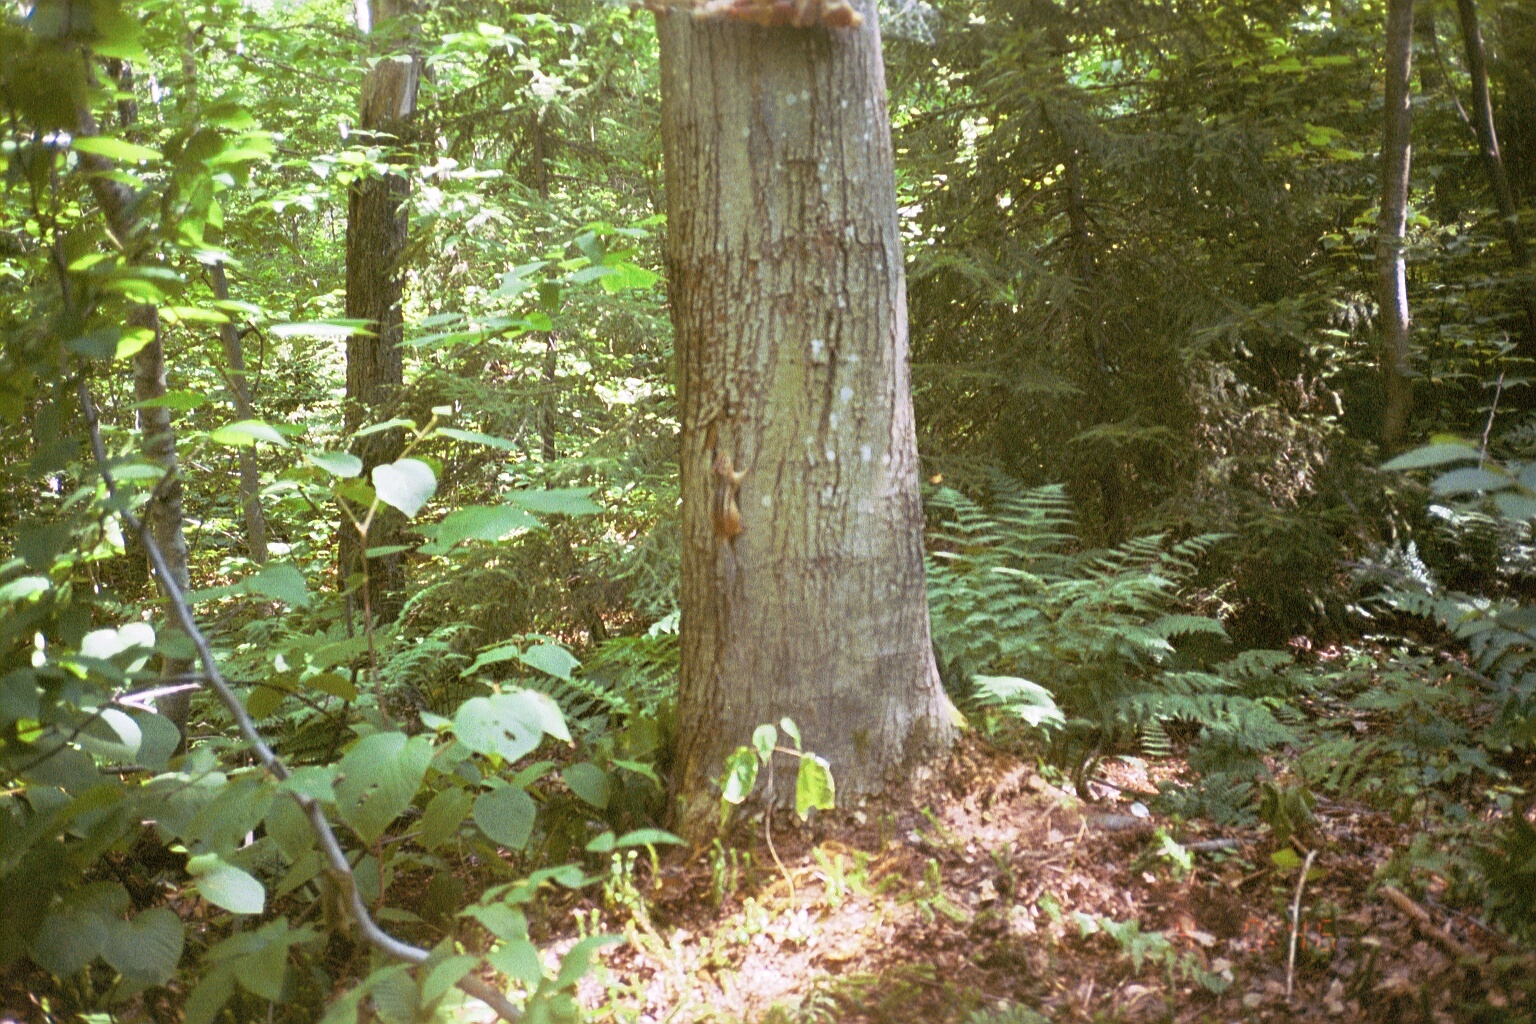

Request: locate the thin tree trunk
(1381, 0), (1416, 449)
(541, 334), (558, 463)
(657, 3), (955, 838)
(131, 306), (195, 733)
(1455, 0), (1536, 346)
(211, 263), (268, 563)
(342, 10), (418, 624)
(532, 115), (559, 464)
(77, 65), (196, 737)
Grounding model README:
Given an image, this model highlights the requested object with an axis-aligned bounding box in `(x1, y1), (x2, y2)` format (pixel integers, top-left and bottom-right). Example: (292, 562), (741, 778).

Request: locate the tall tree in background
(657, 1), (955, 836)
(343, 0), (419, 624)
(179, 25), (269, 564)
(1380, 0), (1417, 449)
(1455, 0), (1536, 347)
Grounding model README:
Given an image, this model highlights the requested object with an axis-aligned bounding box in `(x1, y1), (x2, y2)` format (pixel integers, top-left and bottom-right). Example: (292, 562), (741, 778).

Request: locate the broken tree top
(648, 0), (864, 29)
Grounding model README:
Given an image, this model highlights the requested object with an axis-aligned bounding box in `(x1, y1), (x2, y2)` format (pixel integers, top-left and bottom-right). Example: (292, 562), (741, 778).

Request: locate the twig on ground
(77, 383), (525, 1024)
(1380, 884), (1480, 961)
(1285, 848), (1318, 1001)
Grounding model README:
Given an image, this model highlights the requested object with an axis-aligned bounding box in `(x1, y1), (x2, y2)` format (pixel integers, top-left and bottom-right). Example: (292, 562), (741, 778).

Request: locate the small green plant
(718, 718), (836, 904)
(1074, 913), (1233, 994)
(708, 838), (753, 907)
(904, 857), (969, 925)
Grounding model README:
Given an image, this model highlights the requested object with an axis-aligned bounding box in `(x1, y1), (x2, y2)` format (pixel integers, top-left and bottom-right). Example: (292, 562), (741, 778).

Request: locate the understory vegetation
(3, 0), (1536, 1021)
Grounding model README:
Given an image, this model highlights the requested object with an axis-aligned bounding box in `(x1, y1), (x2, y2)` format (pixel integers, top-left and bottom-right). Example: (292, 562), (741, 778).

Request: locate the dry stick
(1379, 884), (1480, 961)
(1285, 848), (1318, 1002)
(762, 755), (795, 908)
(1479, 370), (1506, 467)
(76, 383), (523, 1024)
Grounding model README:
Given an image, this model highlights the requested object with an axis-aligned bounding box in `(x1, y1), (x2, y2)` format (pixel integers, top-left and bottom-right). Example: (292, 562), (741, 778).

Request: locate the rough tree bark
(657, 2), (955, 837)
(342, 2), (418, 624)
(1380, 0), (1416, 450)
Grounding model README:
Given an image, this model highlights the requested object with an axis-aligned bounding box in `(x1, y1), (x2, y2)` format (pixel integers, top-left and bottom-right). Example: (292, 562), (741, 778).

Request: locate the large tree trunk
(657, 3), (955, 838)
(342, 19), (418, 625)
(211, 263), (268, 564)
(1380, 0), (1416, 450)
(1455, 0), (1536, 348)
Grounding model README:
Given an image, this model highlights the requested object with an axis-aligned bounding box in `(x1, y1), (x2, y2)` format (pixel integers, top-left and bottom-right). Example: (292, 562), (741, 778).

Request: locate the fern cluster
(926, 480), (1293, 783)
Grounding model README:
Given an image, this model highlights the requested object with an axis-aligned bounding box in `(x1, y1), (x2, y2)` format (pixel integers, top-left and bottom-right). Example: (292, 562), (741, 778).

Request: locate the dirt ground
(533, 738), (1534, 1024)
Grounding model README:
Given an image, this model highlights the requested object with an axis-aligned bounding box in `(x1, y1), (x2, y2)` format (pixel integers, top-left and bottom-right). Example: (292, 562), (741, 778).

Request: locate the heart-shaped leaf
(795, 753), (835, 820)
(372, 458), (437, 518)
(473, 786), (536, 850)
(562, 763), (610, 809)
(333, 733), (433, 844)
(101, 907), (184, 985)
(188, 853), (266, 915)
(305, 451), (363, 478)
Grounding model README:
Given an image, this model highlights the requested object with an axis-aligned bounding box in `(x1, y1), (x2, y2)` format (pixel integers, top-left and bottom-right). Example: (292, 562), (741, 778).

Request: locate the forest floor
(517, 736), (1533, 1024)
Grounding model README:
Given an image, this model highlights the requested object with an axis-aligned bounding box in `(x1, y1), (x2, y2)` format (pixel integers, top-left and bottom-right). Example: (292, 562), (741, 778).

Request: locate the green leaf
(30, 882), (129, 975)
(420, 955), (478, 1005)
(779, 717), (802, 750)
(585, 831), (617, 853)
(244, 562), (310, 607)
(554, 935), (620, 990)
(615, 828), (684, 848)
(73, 136), (161, 164)
(435, 427), (519, 451)
(453, 691), (569, 761)
(795, 754), (835, 820)
(184, 964), (236, 1024)
(1270, 847), (1302, 870)
(520, 643), (579, 681)
(135, 390), (208, 411)
(187, 854), (266, 915)
(352, 418), (416, 438)
(461, 642), (524, 677)
(0, 576), (52, 602)
(372, 458), (437, 518)
(720, 747), (758, 805)
(420, 505), (538, 554)
(1381, 443), (1482, 471)
(419, 787), (474, 851)
(101, 907), (184, 985)
(232, 929), (290, 1001)
(752, 724), (777, 764)
(271, 320), (372, 340)
(1494, 492), (1536, 523)
(1432, 467), (1511, 495)
(486, 939), (543, 986)
(562, 763), (611, 809)
(306, 451), (363, 478)
(210, 419), (289, 447)
(333, 733), (434, 844)
(505, 488), (603, 516)
(334, 479), (377, 506)
(460, 903), (528, 942)
(473, 786), (537, 850)
(598, 261), (660, 293)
